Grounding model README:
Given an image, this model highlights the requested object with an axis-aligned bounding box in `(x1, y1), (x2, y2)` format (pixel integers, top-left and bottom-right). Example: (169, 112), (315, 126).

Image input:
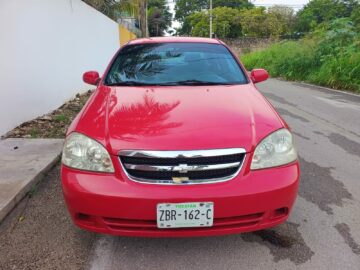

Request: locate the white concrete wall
(0, 0), (119, 136)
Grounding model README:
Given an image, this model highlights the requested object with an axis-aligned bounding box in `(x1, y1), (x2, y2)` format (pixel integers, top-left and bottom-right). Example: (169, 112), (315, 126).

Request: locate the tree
(239, 7), (268, 37)
(187, 12), (210, 37)
(83, 0), (149, 37)
(211, 7), (242, 38)
(147, 0), (172, 36)
(83, 0), (139, 20)
(238, 6), (296, 38)
(175, 0), (207, 23)
(295, 0), (360, 33)
(179, 5), (297, 38)
(266, 5), (296, 37)
(182, 7), (242, 38)
(178, 12), (206, 36)
(212, 0), (253, 9)
(174, 0), (252, 23)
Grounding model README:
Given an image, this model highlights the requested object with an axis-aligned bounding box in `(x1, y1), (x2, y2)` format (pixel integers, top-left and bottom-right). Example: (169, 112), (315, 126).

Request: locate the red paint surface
(62, 37), (299, 237)
(251, 69), (269, 84)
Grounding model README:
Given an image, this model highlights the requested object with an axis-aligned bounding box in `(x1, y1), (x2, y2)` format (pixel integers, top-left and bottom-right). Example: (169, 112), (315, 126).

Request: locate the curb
(0, 139), (63, 224)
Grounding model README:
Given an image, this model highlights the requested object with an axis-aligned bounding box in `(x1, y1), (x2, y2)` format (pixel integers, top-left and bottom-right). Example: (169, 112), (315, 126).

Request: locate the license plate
(157, 202), (214, 228)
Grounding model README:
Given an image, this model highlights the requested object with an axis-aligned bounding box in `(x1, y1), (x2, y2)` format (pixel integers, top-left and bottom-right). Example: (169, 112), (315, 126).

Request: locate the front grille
(121, 153), (242, 165)
(119, 148), (246, 184)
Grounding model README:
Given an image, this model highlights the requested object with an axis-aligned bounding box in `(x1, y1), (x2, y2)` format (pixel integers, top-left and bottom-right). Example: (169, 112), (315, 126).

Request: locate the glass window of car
(105, 42), (248, 86)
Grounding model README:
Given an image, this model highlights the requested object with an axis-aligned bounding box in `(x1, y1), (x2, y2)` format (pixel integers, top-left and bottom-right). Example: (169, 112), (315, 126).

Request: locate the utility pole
(145, 1), (148, 37)
(139, 0), (148, 37)
(209, 0), (213, 38)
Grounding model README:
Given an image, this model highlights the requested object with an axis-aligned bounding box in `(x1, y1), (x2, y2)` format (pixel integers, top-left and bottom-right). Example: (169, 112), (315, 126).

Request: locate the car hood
(73, 84), (284, 155)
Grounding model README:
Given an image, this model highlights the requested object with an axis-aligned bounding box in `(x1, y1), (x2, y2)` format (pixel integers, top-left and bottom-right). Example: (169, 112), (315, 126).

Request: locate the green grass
(53, 114), (69, 122)
(241, 35), (360, 93)
(242, 40), (318, 81)
(30, 127), (39, 138)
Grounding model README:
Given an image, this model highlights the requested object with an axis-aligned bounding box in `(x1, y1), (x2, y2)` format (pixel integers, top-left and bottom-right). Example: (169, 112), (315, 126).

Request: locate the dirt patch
(0, 164), (96, 270)
(241, 222), (314, 264)
(2, 90), (94, 139)
(298, 157), (352, 214)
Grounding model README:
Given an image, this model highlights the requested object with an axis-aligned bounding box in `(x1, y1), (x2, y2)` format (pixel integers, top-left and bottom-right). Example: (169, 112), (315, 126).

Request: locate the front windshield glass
(105, 42), (248, 86)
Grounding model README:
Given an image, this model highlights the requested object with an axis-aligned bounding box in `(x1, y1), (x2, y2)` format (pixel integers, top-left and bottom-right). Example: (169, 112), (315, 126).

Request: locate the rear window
(105, 42), (248, 86)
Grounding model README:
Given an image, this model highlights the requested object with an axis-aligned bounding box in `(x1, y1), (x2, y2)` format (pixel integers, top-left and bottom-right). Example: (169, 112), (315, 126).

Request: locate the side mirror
(250, 69), (269, 84)
(83, 71), (100, 85)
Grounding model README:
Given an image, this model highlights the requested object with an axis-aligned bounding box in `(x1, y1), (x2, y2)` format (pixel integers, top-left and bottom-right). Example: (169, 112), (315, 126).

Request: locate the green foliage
(83, 0), (140, 20)
(295, 0), (359, 32)
(266, 5), (296, 37)
(148, 0), (172, 36)
(54, 114), (69, 122)
(175, 0), (207, 22)
(242, 40), (318, 80)
(351, 5), (360, 30)
(174, 0), (253, 23)
(30, 127), (39, 138)
(242, 18), (360, 92)
(178, 5), (296, 38)
(179, 12), (206, 36)
(212, 0), (253, 9)
(211, 7), (243, 38)
(315, 19), (357, 59)
(188, 7), (243, 38)
(239, 7), (296, 37)
(239, 7), (268, 37)
(188, 12), (209, 37)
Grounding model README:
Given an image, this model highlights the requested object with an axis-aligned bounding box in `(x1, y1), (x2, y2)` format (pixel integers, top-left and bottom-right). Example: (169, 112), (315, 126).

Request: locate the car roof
(127, 37), (223, 46)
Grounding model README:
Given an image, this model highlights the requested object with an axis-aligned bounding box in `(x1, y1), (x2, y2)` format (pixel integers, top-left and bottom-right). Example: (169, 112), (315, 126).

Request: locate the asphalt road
(1, 79), (359, 270)
(88, 79), (360, 270)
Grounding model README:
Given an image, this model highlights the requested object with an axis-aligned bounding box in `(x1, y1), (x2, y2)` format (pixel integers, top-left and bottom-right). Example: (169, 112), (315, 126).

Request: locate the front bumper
(61, 156), (299, 238)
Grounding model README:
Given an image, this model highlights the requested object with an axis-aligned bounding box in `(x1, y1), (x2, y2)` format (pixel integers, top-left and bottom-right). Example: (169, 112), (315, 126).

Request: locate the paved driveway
(88, 79), (360, 270)
(1, 79), (359, 270)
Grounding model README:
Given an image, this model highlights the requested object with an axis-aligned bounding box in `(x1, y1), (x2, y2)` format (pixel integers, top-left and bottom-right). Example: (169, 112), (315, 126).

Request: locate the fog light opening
(75, 213), (96, 225)
(272, 207), (288, 219)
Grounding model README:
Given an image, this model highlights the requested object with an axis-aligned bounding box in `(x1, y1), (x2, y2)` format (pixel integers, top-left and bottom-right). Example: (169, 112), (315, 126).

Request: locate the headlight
(62, 132), (114, 173)
(251, 128), (297, 170)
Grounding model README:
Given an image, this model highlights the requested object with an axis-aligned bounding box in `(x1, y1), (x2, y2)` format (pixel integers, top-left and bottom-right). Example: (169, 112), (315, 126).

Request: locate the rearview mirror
(250, 69), (269, 84)
(83, 71), (100, 85)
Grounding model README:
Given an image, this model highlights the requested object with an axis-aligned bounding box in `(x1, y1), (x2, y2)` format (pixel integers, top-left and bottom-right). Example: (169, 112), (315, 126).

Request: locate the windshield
(105, 42), (248, 86)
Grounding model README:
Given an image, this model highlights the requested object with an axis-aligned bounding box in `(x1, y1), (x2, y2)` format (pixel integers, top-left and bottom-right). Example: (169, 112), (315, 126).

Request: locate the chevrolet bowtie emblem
(172, 177), (190, 184)
(173, 163), (193, 173)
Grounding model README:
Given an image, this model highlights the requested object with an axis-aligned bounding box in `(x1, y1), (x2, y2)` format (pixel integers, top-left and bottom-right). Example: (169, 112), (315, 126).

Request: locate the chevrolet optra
(61, 37), (299, 237)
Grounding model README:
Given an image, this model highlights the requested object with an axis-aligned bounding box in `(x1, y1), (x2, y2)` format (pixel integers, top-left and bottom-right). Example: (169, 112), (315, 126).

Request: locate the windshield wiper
(162, 80), (234, 86)
(106, 81), (158, 86)
(106, 80), (235, 86)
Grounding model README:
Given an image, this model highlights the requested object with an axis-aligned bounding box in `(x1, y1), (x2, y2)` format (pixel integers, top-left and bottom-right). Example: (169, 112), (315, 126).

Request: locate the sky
(166, 0), (310, 31)
(253, 0), (310, 10)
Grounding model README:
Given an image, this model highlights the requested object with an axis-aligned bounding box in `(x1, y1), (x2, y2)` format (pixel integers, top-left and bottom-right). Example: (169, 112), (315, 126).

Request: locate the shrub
(242, 40), (318, 80)
(241, 18), (360, 92)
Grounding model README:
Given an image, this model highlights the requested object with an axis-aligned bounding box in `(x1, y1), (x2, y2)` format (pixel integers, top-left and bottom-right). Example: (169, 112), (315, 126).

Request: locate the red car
(61, 37), (299, 237)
